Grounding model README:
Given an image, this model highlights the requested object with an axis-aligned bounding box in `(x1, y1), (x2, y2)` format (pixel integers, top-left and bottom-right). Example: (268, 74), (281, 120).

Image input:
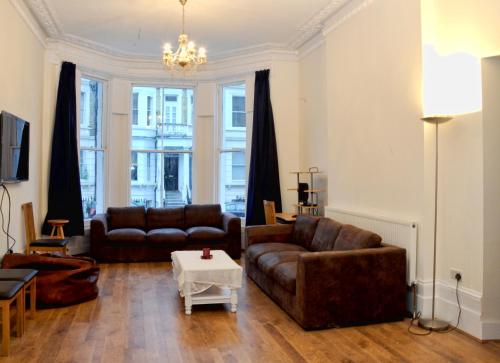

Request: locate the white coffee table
(171, 250), (243, 315)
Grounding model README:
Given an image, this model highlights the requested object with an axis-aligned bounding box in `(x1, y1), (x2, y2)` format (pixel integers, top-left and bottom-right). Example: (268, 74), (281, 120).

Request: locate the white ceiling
(24, 0), (350, 59)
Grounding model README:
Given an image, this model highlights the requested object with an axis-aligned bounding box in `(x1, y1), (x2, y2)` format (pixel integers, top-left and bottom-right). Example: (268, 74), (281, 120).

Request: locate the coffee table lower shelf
(182, 285), (238, 315)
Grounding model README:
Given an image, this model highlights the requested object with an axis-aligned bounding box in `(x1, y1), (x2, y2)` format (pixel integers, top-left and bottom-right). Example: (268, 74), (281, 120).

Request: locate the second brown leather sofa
(91, 204), (241, 262)
(245, 215), (407, 330)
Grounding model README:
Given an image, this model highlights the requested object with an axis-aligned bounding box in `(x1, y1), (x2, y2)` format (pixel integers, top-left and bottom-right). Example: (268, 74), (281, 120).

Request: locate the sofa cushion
(246, 243), (307, 264)
(107, 206), (146, 230)
(272, 261), (297, 294)
(185, 204), (222, 228)
(257, 251), (303, 275)
(147, 228), (187, 244)
(107, 228), (146, 244)
(292, 215), (321, 249)
(310, 218), (343, 252)
(147, 208), (185, 230)
(333, 224), (382, 251)
(186, 226), (225, 242)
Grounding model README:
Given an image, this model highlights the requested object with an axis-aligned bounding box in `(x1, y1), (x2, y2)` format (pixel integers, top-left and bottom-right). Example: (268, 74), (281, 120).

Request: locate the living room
(0, 0), (499, 361)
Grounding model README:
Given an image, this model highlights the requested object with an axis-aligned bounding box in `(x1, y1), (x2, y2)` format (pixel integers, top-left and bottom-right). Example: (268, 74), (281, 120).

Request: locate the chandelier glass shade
(162, 0), (207, 70)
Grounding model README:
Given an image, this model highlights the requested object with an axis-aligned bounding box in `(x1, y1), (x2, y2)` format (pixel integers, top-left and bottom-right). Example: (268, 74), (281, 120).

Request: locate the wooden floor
(2, 262), (500, 363)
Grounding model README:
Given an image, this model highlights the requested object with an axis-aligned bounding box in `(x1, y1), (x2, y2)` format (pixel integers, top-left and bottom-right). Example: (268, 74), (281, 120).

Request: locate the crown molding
(322, 0), (374, 36)
(24, 0), (60, 37)
(297, 32), (326, 60)
(45, 39), (293, 83)
(287, 0), (349, 49)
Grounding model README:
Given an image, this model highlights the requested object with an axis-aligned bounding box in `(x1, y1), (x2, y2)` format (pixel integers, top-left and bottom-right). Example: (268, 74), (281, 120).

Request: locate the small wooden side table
(47, 219), (69, 239)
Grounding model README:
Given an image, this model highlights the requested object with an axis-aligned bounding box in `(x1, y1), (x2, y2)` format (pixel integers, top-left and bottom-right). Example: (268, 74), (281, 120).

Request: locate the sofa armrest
(90, 214), (108, 241)
(222, 212), (240, 233)
(222, 212), (242, 259)
(296, 246), (407, 328)
(245, 224), (294, 246)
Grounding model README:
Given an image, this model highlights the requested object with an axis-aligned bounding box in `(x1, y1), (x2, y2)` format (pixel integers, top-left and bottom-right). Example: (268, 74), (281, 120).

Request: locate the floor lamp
(418, 115), (453, 331)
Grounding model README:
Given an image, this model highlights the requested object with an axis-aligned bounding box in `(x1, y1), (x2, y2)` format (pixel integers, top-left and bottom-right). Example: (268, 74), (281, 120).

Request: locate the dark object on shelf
(298, 183), (309, 205)
(1, 253), (99, 308)
(245, 215), (406, 330)
(90, 204), (241, 262)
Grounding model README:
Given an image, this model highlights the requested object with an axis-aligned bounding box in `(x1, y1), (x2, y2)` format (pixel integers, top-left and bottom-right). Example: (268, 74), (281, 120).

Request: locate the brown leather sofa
(245, 215), (407, 330)
(91, 204), (241, 262)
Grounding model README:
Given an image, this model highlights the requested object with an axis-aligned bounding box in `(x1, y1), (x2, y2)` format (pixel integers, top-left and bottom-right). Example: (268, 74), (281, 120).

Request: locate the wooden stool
(0, 281), (24, 356)
(0, 269), (38, 336)
(47, 219), (69, 239)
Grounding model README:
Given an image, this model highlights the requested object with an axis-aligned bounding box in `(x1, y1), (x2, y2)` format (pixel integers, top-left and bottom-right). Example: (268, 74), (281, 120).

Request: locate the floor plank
(1, 261), (499, 363)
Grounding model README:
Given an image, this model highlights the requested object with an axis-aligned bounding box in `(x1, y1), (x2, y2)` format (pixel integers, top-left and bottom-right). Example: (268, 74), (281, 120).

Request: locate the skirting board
(416, 280), (500, 340)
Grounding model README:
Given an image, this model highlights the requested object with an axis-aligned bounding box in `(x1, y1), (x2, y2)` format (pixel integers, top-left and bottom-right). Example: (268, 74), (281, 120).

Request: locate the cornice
(322, 0), (375, 36)
(287, 0), (349, 49)
(24, 0), (60, 37)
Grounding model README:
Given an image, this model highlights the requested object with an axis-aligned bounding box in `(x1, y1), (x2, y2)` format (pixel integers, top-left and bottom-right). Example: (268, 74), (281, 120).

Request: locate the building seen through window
(220, 83), (247, 218)
(130, 87), (193, 208)
(79, 77), (105, 219)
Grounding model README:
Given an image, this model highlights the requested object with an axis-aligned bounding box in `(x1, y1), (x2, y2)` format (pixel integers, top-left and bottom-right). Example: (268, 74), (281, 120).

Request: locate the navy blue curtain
(42, 62), (84, 236)
(245, 69), (282, 226)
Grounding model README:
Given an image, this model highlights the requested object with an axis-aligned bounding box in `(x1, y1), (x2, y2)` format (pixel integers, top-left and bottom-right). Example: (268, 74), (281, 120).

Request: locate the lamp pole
(419, 115), (453, 331)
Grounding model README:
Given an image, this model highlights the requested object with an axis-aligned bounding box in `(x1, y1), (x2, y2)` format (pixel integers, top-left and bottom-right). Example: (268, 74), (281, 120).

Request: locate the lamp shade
(422, 45), (482, 117)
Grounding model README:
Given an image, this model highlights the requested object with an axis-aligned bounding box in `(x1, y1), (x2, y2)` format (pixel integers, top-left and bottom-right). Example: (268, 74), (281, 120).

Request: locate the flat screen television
(0, 111), (30, 183)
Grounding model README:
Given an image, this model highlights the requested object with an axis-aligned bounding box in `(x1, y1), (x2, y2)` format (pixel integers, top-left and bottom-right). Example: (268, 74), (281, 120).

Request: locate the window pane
(222, 85), (246, 149)
(80, 77), (105, 220)
(220, 83), (247, 218)
(130, 152), (192, 208)
(131, 87), (193, 151)
(231, 152), (245, 181)
(80, 78), (103, 148)
(132, 93), (139, 125)
(80, 150), (104, 219)
(220, 152), (246, 218)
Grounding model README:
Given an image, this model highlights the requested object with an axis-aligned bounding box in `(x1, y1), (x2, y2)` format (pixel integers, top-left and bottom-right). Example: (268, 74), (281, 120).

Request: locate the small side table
(47, 219), (69, 239)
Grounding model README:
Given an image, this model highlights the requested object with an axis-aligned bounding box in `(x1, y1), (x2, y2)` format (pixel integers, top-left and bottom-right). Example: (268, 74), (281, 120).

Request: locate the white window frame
(76, 74), (109, 226)
(216, 81), (249, 221)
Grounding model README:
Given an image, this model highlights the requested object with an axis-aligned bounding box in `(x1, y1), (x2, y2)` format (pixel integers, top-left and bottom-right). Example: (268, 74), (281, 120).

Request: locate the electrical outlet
(450, 268), (462, 281)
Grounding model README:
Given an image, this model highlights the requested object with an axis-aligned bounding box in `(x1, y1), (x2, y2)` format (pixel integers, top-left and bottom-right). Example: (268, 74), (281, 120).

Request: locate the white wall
(298, 44), (328, 213)
(0, 0), (45, 254)
(325, 0), (423, 222)
(482, 56), (500, 337)
(269, 61), (301, 213)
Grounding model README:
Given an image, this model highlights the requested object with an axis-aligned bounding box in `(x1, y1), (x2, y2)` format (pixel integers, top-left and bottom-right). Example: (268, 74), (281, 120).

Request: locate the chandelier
(162, 0), (207, 70)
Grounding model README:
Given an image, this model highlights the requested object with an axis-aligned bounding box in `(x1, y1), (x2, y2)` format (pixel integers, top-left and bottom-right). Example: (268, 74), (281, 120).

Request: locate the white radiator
(325, 207), (417, 285)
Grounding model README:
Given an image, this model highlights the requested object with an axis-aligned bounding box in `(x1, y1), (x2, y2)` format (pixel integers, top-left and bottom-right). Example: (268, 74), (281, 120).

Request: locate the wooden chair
(21, 203), (69, 255)
(263, 200), (277, 224)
